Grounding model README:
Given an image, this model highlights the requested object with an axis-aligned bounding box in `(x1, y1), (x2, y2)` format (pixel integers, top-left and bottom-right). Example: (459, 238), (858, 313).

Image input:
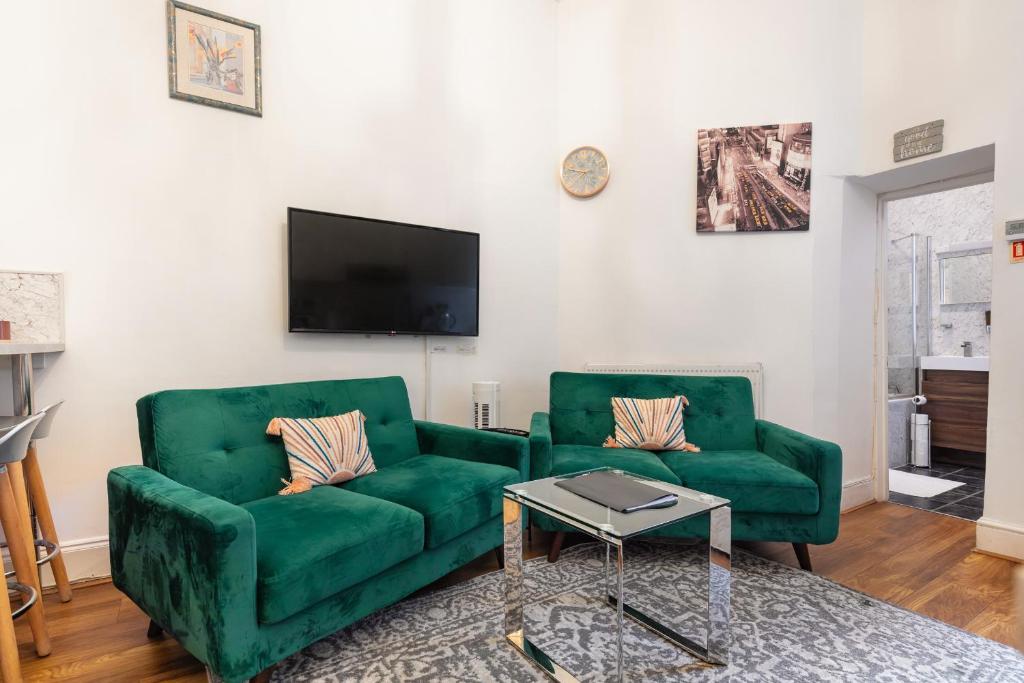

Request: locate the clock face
(560, 146), (609, 198)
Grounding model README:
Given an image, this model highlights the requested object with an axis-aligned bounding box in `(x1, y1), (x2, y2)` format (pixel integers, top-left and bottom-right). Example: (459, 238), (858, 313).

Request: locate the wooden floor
(12, 502), (1019, 681)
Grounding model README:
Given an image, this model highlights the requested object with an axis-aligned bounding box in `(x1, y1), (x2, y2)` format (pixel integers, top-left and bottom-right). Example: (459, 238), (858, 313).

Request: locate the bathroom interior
(886, 181), (992, 521)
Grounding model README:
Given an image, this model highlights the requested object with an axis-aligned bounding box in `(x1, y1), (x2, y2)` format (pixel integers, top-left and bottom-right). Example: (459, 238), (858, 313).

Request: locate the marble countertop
(0, 342), (65, 356)
(920, 355), (989, 371)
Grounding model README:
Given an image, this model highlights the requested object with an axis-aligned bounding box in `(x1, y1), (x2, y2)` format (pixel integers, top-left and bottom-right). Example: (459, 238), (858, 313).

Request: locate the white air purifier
(472, 381), (501, 429)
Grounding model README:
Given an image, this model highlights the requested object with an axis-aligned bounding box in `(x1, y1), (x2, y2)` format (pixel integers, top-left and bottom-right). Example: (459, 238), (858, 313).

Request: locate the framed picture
(166, 1), (262, 117)
(696, 122), (811, 232)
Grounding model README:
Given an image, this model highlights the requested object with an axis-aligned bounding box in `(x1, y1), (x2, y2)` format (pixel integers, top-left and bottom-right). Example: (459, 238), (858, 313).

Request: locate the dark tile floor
(888, 463), (985, 521)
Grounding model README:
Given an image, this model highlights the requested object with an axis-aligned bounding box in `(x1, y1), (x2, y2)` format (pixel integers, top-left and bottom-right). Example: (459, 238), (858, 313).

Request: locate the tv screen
(288, 208), (480, 336)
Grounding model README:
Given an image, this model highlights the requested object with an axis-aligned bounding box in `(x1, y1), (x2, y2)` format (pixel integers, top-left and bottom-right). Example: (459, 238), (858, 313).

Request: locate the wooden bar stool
(0, 580), (23, 682)
(2, 577), (40, 683)
(21, 402), (71, 603)
(0, 413), (51, 677)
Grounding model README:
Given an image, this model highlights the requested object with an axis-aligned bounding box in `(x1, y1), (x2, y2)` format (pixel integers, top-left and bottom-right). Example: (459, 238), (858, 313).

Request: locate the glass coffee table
(503, 468), (731, 682)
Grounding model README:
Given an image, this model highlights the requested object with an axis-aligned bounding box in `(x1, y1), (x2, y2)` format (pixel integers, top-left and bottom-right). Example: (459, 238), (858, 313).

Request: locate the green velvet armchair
(530, 372), (842, 569)
(108, 376), (528, 682)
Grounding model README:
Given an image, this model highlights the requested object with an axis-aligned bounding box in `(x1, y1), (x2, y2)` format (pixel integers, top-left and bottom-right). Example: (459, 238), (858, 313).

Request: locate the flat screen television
(288, 208), (480, 336)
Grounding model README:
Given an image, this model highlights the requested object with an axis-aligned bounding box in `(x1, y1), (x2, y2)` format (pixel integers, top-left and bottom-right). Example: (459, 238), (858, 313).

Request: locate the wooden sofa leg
(206, 664), (274, 682)
(547, 531), (566, 563)
(250, 668), (274, 683)
(146, 619), (164, 639)
(793, 543), (812, 571)
(494, 546), (505, 569)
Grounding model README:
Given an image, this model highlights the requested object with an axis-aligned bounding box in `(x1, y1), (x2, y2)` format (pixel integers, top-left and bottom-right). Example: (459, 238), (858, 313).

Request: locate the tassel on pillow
(278, 477), (313, 495)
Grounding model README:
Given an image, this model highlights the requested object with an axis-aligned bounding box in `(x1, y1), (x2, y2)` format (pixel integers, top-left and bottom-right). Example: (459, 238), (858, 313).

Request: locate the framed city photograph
(166, 1), (262, 116)
(696, 122), (811, 232)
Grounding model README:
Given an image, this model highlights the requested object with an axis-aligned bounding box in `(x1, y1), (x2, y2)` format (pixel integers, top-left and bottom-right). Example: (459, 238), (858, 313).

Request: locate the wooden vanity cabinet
(920, 369), (989, 454)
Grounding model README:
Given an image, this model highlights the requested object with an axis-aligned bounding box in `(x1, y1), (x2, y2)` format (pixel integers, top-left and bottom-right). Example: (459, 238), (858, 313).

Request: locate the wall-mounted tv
(288, 208), (480, 336)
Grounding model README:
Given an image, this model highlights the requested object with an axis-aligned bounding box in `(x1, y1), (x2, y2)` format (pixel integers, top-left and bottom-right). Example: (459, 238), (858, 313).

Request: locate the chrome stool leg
(3, 538), (60, 583)
(9, 580), (39, 620)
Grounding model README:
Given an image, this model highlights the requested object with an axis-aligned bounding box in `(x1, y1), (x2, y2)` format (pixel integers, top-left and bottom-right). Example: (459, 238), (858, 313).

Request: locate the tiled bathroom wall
(887, 182), (993, 361)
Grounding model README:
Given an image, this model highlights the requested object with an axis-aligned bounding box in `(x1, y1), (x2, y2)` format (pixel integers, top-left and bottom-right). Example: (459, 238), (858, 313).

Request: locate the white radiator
(583, 362), (765, 419)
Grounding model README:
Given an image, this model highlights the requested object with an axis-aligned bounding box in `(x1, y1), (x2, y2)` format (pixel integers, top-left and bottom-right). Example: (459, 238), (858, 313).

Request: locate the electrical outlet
(456, 340), (477, 354)
(431, 344), (449, 353)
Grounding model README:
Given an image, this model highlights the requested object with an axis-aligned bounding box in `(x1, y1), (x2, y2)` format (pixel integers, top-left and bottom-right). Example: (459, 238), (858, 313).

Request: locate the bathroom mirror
(939, 247), (992, 305)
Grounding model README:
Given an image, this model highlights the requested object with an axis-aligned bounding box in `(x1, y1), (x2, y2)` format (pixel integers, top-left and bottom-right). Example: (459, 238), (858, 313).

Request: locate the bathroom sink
(920, 355), (989, 371)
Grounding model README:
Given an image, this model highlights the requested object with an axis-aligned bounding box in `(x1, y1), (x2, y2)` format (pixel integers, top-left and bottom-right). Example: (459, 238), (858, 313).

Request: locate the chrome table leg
(615, 542), (625, 682)
(503, 496), (576, 682)
(707, 505), (732, 664)
(504, 498), (732, 681)
(503, 498), (524, 639)
(607, 506), (732, 667)
(604, 543), (610, 597)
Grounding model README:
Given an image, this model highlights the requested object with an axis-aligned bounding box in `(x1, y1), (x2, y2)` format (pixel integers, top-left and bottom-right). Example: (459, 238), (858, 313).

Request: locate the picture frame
(166, 0), (262, 117)
(696, 122), (811, 233)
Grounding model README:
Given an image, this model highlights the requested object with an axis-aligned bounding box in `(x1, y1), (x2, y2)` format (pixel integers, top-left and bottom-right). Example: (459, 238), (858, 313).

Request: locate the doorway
(882, 181), (993, 521)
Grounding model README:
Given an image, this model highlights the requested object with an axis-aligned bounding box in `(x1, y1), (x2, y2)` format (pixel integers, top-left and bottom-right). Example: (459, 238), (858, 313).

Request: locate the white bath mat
(889, 468), (964, 497)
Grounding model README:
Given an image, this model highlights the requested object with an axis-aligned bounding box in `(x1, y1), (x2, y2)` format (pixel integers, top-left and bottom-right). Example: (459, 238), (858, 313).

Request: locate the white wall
(554, 0), (876, 506)
(0, 1), (559, 571)
(6, 0), (1020, 580)
(862, 0), (1024, 557)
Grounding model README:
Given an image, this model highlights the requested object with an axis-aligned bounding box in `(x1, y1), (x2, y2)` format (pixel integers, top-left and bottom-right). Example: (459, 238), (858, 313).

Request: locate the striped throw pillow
(266, 411), (377, 495)
(603, 396), (701, 452)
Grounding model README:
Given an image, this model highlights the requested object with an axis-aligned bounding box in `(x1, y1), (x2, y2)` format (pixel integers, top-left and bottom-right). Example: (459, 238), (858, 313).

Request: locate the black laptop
(555, 470), (678, 513)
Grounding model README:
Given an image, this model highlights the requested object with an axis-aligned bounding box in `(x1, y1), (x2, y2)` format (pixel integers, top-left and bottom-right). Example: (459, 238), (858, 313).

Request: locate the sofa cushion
(136, 376), (420, 504)
(662, 450), (819, 514)
(342, 455), (518, 549)
(551, 444), (682, 484)
(548, 372), (757, 452)
(242, 485), (424, 624)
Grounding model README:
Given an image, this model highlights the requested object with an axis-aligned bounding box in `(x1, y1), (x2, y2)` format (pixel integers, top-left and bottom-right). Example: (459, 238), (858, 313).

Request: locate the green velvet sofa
(108, 376), (528, 682)
(531, 372), (842, 569)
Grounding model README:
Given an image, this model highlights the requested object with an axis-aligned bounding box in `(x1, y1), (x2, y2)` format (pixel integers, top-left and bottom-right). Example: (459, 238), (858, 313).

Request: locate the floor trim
(841, 476), (875, 511)
(3, 535), (112, 587)
(976, 516), (1024, 562)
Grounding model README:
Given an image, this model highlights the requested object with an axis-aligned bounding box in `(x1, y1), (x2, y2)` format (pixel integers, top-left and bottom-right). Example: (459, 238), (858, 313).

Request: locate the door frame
(872, 170), (994, 503)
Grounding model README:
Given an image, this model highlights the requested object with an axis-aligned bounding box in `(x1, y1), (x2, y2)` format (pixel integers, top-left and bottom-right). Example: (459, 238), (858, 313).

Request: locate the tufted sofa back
(136, 376), (419, 504)
(548, 372), (757, 452)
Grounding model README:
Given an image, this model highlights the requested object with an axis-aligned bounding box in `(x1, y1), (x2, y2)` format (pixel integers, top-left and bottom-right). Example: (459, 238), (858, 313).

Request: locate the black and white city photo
(697, 122), (812, 232)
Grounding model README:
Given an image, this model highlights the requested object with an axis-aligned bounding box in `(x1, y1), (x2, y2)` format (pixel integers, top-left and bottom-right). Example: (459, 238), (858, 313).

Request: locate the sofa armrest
(755, 420), (843, 541)
(107, 466), (259, 681)
(529, 412), (553, 480)
(414, 421), (529, 482)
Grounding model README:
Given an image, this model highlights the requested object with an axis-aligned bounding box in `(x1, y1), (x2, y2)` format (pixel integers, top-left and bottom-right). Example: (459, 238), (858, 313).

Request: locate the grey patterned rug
(273, 541), (1024, 682)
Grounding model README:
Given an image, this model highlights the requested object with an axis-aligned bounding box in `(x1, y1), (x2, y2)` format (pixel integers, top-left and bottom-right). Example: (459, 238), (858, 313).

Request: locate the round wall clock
(560, 146), (610, 198)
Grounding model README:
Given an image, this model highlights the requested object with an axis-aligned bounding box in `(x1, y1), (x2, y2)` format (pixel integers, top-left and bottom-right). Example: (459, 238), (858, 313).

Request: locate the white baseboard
(976, 517), (1024, 561)
(3, 536), (111, 587)
(841, 476), (876, 511)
